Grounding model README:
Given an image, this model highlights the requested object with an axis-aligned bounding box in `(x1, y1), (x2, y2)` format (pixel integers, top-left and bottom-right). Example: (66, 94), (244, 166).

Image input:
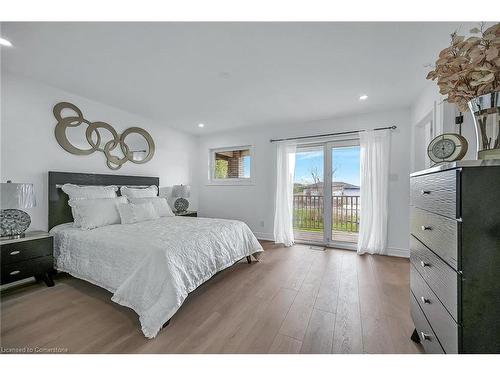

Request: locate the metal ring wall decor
(53, 102), (155, 170)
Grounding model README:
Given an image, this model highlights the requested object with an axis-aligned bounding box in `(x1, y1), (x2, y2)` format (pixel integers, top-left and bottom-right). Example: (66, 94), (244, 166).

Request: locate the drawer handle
(9, 270), (21, 275)
(421, 190), (431, 195)
(420, 296), (431, 304)
(9, 250), (21, 255)
(421, 225), (432, 231)
(420, 332), (432, 341)
(420, 260), (430, 268)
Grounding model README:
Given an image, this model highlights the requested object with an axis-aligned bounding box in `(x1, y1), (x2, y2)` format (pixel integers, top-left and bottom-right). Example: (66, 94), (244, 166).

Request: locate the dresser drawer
(411, 264), (458, 353)
(410, 169), (458, 219)
(410, 235), (458, 321)
(410, 207), (458, 270)
(0, 237), (53, 265)
(1, 256), (53, 284)
(410, 293), (445, 354)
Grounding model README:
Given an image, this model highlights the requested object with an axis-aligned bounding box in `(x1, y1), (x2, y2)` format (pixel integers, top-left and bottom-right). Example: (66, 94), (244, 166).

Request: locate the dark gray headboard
(48, 171), (160, 230)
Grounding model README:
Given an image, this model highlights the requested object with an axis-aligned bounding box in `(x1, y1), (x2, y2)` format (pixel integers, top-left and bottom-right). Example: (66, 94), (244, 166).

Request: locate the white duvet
(50, 216), (263, 338)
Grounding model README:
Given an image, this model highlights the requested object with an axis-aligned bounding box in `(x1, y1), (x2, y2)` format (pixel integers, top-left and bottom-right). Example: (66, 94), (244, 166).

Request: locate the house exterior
(299, 181), (360, 196)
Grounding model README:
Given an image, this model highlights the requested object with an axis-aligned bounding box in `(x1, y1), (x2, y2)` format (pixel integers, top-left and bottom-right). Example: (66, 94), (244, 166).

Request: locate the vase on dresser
(468, 91), (500, 160)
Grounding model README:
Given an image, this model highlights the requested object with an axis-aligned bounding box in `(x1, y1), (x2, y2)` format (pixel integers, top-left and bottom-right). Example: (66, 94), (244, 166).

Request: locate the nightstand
(0, 231), (55, 287)
(174, 211), (197, 217)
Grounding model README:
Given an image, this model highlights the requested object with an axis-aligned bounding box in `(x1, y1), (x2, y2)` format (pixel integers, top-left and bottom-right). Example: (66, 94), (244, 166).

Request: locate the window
(209, 146), (254, 184)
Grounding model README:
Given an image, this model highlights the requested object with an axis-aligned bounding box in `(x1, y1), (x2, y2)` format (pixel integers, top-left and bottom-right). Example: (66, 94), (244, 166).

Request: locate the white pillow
(117, 202), (160, 224)
(120, 185), (158, 198)
(62, 183), (118, 200)
(127, 197), (175, 217)
(69, 197), (126, 230)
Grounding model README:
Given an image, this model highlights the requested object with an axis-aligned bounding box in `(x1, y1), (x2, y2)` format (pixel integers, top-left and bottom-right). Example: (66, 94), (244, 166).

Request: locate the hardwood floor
(0, 241), (423, 354)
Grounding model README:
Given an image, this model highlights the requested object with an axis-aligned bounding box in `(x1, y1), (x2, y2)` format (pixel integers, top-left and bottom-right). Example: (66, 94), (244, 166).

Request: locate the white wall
(197, 108), (412, 257)
(1, 72), (198, 231)
(410, 83), (477, 173)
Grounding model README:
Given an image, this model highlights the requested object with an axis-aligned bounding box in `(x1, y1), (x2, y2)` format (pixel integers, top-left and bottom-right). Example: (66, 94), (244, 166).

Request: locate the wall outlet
(260, 220), (265, 227)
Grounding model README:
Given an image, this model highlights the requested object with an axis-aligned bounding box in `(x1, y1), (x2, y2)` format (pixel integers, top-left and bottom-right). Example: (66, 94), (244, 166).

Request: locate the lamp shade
(0, 183), (36, 209)
(172, 184), (190, 198)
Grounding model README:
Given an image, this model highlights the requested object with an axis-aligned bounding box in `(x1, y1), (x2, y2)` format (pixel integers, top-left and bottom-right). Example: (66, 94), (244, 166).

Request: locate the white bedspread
(50, 216), (263, 338)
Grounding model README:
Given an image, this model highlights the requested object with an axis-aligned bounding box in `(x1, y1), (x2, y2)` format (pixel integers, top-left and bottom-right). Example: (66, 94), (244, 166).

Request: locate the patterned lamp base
(174, 198), (189, 213)
(0, 209), (31, 238)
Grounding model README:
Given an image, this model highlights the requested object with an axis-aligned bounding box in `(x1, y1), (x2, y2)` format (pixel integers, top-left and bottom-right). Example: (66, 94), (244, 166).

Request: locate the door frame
(325, 139), (360, 250)
(293, 137), (360, 251)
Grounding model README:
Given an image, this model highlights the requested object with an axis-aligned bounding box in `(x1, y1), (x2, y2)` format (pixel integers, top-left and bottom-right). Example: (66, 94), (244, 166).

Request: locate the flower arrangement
(426, 23), (500, 111)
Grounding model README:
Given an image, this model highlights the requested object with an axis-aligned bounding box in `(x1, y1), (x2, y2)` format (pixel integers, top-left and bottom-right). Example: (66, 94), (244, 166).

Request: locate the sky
(243, 155), (251, 178)
(294, 146), (360, 186)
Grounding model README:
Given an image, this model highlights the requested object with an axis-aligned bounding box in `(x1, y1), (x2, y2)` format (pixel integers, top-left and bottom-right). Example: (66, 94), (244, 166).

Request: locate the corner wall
(197, 108), (412, 257)
(410, 83), (477, 173)
(0, 72), (199, 231)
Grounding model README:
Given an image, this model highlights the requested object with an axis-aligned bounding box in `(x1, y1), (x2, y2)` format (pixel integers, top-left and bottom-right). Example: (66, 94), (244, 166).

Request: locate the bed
(48, 171), (263, 338)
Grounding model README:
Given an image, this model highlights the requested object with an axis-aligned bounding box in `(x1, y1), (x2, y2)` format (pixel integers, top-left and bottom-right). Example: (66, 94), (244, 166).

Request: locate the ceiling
(1, 22), (474, 134)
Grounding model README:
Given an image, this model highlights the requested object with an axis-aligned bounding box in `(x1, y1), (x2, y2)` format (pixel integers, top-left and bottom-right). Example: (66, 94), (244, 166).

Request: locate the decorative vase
(468, 91), (500, 160)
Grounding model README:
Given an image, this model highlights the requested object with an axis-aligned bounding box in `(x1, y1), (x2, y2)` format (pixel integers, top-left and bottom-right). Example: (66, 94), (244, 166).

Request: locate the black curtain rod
(269, 125), (397, 143)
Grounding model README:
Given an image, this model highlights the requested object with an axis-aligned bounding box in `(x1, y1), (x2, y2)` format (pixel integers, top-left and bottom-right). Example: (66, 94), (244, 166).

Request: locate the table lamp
(0, 181), (36, 238)
(172, 184), (190, 213)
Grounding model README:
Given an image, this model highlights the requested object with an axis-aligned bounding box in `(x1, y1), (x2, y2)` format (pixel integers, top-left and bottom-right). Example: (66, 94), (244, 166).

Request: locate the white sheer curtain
(273, 142), (296, 247)
(357, 129), (390, 255)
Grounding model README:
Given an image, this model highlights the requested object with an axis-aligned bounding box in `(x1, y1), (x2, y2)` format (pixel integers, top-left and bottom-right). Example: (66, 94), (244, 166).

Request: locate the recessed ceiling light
(0, 37), (13, 47)
(359, 94), (368, 100)
(198, 123), (205, 128)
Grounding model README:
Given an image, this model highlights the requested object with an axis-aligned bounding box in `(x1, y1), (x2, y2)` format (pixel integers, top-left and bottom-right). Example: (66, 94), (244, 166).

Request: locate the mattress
(50, 216), (263, 338)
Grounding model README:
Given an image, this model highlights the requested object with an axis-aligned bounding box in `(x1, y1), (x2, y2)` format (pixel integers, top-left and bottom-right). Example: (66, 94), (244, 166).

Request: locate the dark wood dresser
(409, 161), (500, 354)
(1, 231), (55, 287)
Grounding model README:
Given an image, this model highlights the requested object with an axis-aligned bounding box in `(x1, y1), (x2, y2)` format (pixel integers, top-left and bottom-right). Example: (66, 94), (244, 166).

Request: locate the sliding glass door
(329, 141), (360, 247)
(293, 139), (361, 249)
(293, 145), (325, 244)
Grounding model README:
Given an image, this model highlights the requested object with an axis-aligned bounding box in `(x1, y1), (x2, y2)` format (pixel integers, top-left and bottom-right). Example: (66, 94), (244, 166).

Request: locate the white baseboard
(386, 247), (410, 258)
(0, 277), (35, 291)
(253, 232), (274, 241)
(253, 231), (410, 258)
